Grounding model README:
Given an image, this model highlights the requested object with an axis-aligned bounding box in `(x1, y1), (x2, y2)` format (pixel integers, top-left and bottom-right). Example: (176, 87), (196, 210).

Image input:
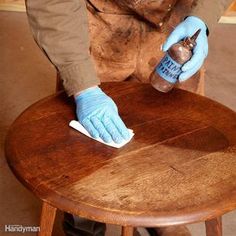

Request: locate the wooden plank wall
(0, 0), (25, 12)
(219, 1), (236, 24)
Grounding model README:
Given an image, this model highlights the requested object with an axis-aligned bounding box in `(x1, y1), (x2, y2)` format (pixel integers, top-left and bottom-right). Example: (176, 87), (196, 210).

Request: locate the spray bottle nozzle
(183, 29), (201, 49)
(190, 29), (201, 41)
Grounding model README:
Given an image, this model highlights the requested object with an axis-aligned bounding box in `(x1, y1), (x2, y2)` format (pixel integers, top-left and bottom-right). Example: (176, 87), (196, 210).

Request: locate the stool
(5, 82), (236, 236)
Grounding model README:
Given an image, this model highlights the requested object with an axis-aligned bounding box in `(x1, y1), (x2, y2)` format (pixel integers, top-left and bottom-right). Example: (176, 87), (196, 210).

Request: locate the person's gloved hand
(163, 16), (208, 82)
(75, 86), (130, 144)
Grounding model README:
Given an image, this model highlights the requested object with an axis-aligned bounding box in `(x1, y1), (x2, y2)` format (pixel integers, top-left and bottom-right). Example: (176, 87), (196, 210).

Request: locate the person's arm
(26, 0), (100, 96)
(26, 0), (130, 144)
(190, 0), (233, 32)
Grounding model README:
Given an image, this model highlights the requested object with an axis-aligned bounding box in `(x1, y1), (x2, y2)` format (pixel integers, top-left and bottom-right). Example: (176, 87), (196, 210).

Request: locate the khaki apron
(87, 0), (204, 95)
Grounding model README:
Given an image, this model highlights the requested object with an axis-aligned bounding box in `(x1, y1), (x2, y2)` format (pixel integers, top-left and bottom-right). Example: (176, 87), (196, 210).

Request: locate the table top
(5, 82), (236, 227)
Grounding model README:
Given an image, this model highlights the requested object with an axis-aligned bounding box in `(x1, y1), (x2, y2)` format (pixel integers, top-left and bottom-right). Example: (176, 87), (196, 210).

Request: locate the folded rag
(69, 120), (134, 148)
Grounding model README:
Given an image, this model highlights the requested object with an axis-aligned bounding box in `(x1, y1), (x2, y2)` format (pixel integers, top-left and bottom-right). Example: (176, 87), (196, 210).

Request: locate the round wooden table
(5, 82), (236, 236)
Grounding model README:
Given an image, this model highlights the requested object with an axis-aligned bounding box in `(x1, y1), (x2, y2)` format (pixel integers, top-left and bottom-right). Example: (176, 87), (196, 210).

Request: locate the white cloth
(69, 120), (134, 148)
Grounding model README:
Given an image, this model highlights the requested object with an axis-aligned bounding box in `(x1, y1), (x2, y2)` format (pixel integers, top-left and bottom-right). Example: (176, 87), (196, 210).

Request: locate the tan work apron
(87, 0), (204, 95)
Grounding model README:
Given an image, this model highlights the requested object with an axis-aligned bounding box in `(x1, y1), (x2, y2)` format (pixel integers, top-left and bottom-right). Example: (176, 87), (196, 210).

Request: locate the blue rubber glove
(163, 16), (208, 82)
(75, 86), (130, 144)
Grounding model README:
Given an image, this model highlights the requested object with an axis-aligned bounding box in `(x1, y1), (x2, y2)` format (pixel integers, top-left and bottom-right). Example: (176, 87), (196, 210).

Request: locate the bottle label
(156, 53), (182, 83)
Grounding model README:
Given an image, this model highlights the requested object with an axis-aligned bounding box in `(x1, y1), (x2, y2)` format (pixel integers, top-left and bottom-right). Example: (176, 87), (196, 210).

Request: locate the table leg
(205, 217), (222, 236)
(121, 226), (134, 236)
(38, 202), (57, 236)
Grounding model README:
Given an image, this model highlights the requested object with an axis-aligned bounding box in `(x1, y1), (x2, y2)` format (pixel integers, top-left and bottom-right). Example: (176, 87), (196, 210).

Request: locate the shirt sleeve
(26, 0), (100, 96)
(190, 0), (233, 32)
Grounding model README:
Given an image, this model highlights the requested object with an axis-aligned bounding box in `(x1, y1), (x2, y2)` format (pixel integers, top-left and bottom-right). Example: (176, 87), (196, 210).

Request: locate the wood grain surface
(5, 82), (236, 227)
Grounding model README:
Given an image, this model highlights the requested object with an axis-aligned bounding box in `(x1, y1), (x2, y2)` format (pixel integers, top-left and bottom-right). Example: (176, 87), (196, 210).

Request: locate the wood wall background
(219, 0), (236, 23)
(0, 0), (25, 12)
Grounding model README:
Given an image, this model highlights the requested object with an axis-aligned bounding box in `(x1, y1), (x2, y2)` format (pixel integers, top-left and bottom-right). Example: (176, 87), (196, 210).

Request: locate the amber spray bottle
(150, 29), (201, 93)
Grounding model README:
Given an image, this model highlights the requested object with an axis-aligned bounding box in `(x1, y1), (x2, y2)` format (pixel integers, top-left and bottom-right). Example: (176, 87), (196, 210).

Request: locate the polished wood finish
(122, 226), (134, 236)
(205, 217), (222, 236)
(5, 82), (236, 229)
(38, 202), (57, 236)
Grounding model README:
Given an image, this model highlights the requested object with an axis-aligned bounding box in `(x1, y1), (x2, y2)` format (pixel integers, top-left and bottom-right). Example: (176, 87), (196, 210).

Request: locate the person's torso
(86, 0), (202, 95)
(87, 0), (185, 26)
